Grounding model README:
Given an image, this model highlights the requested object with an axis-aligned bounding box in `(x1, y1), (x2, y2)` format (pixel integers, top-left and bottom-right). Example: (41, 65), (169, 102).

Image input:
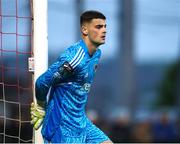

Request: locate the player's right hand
(30, 102), (45, 130)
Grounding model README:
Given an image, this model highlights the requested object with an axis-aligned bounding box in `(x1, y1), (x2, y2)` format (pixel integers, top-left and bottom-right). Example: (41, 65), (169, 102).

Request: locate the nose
(103, 27), (107, 34)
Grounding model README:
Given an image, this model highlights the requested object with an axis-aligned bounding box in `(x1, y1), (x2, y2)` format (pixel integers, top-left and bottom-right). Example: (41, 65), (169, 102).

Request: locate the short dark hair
(80, 10), (106, 26)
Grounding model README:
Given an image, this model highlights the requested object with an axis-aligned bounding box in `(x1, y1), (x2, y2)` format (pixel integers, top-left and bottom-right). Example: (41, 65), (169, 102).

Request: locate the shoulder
(68, 43), (85, 69)
(58, 41), (85, 70)
(67, 41), (84, 58)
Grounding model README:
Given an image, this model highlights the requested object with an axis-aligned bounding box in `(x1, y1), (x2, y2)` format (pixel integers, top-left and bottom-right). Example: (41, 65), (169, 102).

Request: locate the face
(83, 19), (107, 46)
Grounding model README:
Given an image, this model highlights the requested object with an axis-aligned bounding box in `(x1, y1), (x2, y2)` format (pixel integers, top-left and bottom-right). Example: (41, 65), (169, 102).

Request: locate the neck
(82, 37), (98, 56)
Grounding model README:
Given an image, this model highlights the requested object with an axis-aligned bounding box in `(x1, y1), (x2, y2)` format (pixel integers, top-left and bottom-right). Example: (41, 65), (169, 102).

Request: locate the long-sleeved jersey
(35, 39), (101, 140)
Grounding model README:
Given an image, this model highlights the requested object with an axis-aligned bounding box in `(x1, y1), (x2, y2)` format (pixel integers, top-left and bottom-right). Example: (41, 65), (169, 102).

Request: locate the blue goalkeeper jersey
(35, 39), (101, 140)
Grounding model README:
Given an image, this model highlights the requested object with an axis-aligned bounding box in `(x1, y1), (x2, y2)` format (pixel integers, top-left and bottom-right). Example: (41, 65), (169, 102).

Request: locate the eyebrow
(95, 24), (106, 28)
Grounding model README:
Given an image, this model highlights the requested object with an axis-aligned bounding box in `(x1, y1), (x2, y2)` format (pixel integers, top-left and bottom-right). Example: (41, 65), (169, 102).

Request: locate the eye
(95, 25), (103, 29)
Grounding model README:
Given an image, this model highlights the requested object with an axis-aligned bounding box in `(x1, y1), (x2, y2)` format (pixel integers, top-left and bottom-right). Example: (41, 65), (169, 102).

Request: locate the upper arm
(35, 46), (85, 101)
(35, 51), (72, 101)
(36, 54), (73, 88)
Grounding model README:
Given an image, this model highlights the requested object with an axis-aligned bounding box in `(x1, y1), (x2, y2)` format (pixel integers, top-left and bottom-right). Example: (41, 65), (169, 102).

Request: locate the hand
(30, 102), (45, 130)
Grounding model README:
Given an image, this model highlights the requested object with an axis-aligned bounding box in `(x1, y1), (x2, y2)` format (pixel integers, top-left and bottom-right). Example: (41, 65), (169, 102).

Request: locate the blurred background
(0, 0), (33, 143)
(48, 0), (180, 142)
(0, 0), (180, 143)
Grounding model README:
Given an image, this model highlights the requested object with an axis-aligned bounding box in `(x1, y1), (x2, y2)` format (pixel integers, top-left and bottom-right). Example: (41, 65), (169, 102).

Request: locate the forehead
(89, 18), (106, 25)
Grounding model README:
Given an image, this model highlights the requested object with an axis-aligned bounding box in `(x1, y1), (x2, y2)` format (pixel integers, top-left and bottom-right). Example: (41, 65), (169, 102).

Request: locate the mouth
(101, 36), (106, 40)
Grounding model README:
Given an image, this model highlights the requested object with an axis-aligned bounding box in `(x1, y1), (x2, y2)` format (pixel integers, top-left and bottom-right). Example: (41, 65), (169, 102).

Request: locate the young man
(31, 10), (112, 143)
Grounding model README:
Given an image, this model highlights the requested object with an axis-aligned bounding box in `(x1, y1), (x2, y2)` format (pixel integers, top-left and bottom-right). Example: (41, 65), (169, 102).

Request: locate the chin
(99, 40), (106, 44)
(94, 40), (105, 46)
(100, 41), (105, 45)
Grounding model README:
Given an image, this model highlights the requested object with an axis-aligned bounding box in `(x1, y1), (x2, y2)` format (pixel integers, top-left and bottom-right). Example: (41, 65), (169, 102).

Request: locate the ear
(81, 25), (88, 36)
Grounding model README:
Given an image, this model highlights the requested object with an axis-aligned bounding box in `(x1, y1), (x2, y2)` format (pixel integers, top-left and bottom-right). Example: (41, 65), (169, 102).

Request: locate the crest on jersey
(83, 83), (91, 93)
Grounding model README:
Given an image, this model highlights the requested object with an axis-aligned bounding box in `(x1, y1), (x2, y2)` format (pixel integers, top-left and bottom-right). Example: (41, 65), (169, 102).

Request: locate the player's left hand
(30, 102), (45, 130)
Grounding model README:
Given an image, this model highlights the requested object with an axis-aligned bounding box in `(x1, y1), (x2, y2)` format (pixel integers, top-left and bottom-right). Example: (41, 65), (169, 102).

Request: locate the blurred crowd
(87, 110), (180, 143)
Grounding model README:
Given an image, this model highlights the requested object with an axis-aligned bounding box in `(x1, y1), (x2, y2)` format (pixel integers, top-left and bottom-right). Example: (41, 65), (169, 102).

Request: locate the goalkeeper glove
(30, 102), (45, 130)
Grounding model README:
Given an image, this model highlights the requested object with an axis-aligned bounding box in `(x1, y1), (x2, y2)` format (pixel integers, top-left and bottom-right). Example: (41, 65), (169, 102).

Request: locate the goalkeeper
(31, 10), (112, 143)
